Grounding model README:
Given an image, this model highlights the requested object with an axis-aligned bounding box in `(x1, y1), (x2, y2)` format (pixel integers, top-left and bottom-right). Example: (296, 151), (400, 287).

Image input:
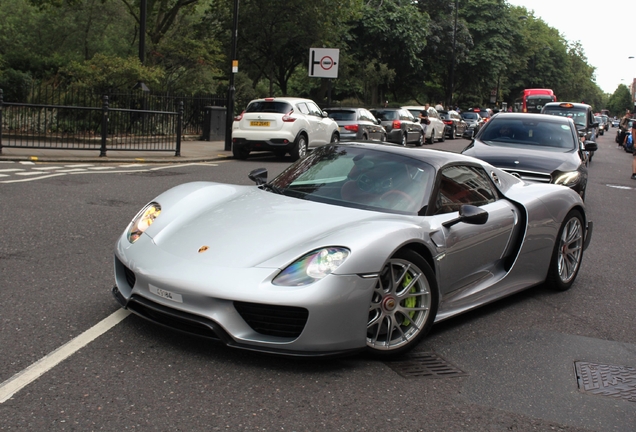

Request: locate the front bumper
(113, 239), (375, 356)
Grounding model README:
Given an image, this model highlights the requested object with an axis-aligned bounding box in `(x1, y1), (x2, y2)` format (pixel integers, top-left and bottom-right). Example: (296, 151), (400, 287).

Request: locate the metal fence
(0, 85), (226, 156)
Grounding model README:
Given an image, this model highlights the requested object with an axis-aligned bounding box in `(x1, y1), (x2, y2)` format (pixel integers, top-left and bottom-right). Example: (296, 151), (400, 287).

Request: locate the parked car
(615, 119), (635, 149)
(323, 107), (387, 142)
(468, 107), (492, 124)
(462, 112), (597, 200)
(401, 106), (446, 143)
(460, 111), (485, 137)
(438, 109), (468, 139)
(112, 142), (592, 358)
(369, 108), (425, 146)
(541, 102), (599, 162)
(232, 97), (339, 161)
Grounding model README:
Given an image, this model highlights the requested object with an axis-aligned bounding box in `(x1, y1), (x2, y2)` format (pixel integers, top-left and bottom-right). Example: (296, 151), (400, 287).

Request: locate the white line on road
(607, 184), (634, 190)
(0, 173), (67, 183)
(0, 309), (131, 404)
(0, 169), (24, 172)
(14, 171), (49, 176)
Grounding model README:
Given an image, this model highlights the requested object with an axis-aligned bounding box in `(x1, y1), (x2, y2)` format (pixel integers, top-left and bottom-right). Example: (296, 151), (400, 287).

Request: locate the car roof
(543, 102), (592, 110)
(331, 142), (486, 170)
(489, 112), (573, 124)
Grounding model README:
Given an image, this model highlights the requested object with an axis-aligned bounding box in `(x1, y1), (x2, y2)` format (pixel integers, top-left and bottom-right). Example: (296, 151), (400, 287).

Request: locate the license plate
(250, 121), (270, 127)
(149, 285), (183, 303)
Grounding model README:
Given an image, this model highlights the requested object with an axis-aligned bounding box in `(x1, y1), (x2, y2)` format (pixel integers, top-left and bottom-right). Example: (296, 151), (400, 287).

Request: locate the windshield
(246, 101), (292, 114)
(326, 110), (356, 121)
(269, 145), (434, 214)
(479, 117), (576, 151)
(370, 110), (398, 121)
(542, 107), (587, 127)
(525, 96), (554, 113)
(462, 113), (479, 120)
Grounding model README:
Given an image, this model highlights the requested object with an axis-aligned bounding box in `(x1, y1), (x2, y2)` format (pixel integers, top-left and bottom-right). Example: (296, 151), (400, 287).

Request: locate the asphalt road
(0, 133), (635, 431)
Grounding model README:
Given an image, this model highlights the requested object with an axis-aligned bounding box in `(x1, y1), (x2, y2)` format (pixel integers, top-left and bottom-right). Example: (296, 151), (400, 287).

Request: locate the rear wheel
(400, 133), (407, 146)
(416, 131), (424, 147)
(330, 132), (339, 143)
(232, 144), (250, 160)
(426, 130), (435, 144)
(438, 129), (445, 142)
(367, 250), (438, 358)
(449, 126), (456, 140)
(290, 134), (308, 161)
(545, 210), (585, 291)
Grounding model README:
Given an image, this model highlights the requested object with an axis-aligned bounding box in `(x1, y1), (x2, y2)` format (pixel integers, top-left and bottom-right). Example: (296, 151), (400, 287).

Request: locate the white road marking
(63, 164), (94, 168)
(87, 166), (116, 170)
(0, 174), (9, 177)
(0, 309), (131, 403)
(14, 171), (48, 176)
(0, 173), (67, 183)
(0, 169), (24, 172)
(607, 184), (634, 190)
(32, 166), (64, 170)
(54, 168), (89, 173)
(19, 161), (35, 165)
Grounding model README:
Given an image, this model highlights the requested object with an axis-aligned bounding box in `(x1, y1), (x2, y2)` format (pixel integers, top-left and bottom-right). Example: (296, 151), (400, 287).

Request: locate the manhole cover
(575, 361), (636, 402)
(385, 352), (467, 378)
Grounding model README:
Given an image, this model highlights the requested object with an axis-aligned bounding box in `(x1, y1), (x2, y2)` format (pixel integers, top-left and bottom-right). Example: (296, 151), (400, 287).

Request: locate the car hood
(465, 141), (579, 173)
(135, 183), (408, 269)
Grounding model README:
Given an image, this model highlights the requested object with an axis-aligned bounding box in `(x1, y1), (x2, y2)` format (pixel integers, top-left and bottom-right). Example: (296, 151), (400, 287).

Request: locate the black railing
(0, 86), (225, 156)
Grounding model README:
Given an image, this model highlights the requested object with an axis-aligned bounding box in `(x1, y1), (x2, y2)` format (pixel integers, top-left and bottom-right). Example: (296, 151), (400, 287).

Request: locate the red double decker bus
(521, 89), (557, 113)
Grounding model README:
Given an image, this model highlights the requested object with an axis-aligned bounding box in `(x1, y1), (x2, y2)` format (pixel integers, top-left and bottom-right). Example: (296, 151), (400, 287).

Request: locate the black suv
(438, 109), (468, 139)
(541, 102), (599, 161)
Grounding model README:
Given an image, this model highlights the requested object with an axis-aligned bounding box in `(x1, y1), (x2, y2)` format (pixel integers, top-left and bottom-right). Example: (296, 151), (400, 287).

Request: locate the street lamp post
(448, 0), (458, 109)
(224, 0), (240, 151)
(133, 0), (150, 92)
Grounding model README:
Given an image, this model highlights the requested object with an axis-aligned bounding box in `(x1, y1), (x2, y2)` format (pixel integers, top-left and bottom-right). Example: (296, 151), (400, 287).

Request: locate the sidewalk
(0, 140), (233, 164)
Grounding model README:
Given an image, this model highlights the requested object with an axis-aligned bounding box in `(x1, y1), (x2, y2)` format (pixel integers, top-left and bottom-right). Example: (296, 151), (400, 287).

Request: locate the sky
(506, 0), (631, 94)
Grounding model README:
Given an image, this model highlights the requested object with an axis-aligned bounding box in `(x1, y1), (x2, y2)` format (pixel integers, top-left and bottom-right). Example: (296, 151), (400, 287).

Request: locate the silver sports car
(112, 143), (592, 358)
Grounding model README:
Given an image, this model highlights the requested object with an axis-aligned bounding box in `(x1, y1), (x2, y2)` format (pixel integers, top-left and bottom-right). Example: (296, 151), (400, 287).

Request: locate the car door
(361, 109), (381, 140)
(306, 101), (330, 145)
(428, 108), (444, 139)
(426, 164), (519, 295)
(400, 109), (420, 142)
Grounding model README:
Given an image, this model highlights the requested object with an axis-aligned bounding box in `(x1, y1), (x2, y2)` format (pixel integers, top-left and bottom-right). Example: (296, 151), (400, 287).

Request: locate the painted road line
(54, 168), (90, 173)
(0, 309), (131, 404)
(0, 169), (24, 172)
(15, 172), (48, 176)
(607, 184), (634, 190)
(32, 166), (64, 170)
(0, 173), (67, 183)
(63, 164), (94, 168)
(87, 166), (116, 170)
(19, 161), (35, 165)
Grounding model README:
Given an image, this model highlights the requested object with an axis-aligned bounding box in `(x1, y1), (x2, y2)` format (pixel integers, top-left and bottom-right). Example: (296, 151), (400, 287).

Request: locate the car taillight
(392, 120), (401, 129)
(234, 111), (244, 121)
(282, 110), (296, 122)
(344, 125), (359, 132)
(443, 120), (453, 125)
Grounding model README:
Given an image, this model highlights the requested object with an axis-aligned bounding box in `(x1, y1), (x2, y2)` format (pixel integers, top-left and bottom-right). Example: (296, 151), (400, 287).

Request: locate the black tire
(367, 250), (438, 358)
(589, 151), (594, 162)
(438, 129), (445, 142)
(362, 134), (368, 141)
(426, 130), (435, 144)
(232, 144), (250, 160)
(400, 133), (407, 146)
(545, 209), (585, 291)
(290, 134), (308, 161)
(415, 131), (424, 147)
(449, 126), (456, 140)
(273, 150), (286, 159)
(330, 132), (339, 143)
(381, 133), (387, 142)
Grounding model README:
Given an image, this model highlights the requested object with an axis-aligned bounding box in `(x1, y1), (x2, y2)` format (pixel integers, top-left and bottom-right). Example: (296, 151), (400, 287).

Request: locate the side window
(358, 110), (369, 122)
(434, 165), (498, 214)
(297, 103), (310, 115)
(428, 108), (438, 119)
(400, 110), (412, 121)
(306, 102), (322, 116)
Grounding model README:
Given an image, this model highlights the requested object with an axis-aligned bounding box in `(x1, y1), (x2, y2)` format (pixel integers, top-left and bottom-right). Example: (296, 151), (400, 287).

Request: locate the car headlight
(553, 171), (581, 187)
(127, 203), (161, 243)
(273, 247), (350, 286)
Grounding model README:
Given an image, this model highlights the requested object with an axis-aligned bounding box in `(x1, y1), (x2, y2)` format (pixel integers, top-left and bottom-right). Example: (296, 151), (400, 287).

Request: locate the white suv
(232, 97), (340, 160)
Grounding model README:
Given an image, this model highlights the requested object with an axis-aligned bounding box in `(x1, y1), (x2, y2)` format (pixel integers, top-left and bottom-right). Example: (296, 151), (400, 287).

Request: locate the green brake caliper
(401, 272), (417, 326)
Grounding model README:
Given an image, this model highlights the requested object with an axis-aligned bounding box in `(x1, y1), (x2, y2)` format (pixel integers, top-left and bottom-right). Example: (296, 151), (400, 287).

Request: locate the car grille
(501, 169), (552, 183)
(127, 295), (222, 341)
(234, 301), (308, 339)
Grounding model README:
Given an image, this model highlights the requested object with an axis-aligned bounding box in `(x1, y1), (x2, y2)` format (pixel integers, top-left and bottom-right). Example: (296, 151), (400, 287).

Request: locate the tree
(607, 84), (632, 117)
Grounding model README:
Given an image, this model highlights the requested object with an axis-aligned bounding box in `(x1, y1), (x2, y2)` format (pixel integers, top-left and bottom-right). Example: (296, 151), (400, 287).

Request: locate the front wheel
(290, 134), (308, 161)
(330, 132), (339, 143)
(415, 131), (424, 147)
(438, 129), (446, 142)
(426, 130), (435, 144)
(545, 210), (585, 291)
(367, 250), (438, 358)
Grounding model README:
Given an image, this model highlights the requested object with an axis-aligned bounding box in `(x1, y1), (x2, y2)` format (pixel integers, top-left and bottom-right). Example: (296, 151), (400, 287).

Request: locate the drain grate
(575, 361), (636, 402)
(385, 352), (467, 378)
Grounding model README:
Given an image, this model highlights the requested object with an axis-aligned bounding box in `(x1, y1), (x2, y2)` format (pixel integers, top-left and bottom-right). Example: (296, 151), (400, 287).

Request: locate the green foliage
(59, 54), (164, 92)
(607, 84), (633, 116)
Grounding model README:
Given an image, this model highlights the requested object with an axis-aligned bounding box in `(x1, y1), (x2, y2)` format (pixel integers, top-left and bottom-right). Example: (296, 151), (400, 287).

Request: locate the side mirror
(584, 142), (598, 152)
(321, 111), (329, 118)
(442, 205), (489, 228)
(248, 168), (268, 185)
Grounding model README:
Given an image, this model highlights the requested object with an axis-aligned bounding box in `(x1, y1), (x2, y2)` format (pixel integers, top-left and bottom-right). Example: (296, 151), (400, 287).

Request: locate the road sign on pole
(308, 48), (339, 79)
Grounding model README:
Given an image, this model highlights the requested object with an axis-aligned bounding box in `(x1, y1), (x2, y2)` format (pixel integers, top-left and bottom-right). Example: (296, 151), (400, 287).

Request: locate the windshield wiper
(262, 183), (284, 194)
